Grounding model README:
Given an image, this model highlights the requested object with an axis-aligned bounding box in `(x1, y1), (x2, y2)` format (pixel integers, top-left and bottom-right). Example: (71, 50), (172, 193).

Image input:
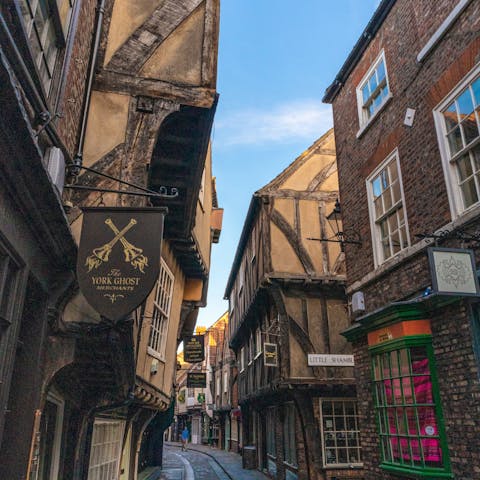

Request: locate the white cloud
(215, 100), (333, 147)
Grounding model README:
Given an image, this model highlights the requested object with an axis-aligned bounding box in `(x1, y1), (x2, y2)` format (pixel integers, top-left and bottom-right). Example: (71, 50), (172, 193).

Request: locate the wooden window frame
(370, 336), (452, 478)
(87, 419), (125, 480)
(434, 63), (480, 219)
(366, 149), (410, 267)
(319, 398), (362, 468)
(356, 50), (392, 131)
(18, 0), (75, 97)
(147, 258), (174, 361)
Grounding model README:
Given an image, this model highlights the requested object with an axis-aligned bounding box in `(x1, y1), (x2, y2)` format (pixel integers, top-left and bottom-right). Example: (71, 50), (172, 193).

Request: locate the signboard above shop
(308, 354), (354, 367)
(264, 343), (278, 367)
(183, 335), (205, 363)
(187, 372), (206, 388)
(76, 207), (167, 321)
(428, 247), (480, 296)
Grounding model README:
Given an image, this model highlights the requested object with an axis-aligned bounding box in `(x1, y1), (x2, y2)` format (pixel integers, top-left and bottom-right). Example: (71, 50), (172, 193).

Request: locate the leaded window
(440, 73), (480, 210)
(371, 340), (451, 476)
(367, 152), (409, 265)
(320, 399), (362, 467)
(147, 259), (174, 360)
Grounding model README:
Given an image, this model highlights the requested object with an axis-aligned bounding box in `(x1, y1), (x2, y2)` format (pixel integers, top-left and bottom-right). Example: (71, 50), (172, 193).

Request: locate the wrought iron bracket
(416, 228), (480, 246)
(64, 164), (179, 199)
(308, 233), (362, 252)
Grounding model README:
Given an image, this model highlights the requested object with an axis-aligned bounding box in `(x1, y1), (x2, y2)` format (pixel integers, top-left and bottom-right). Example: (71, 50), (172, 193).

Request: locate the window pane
(369, 73), (378, 93)
(447, 126), (463, 155)
(460, 177), (478, 208)
(362, 84), (370, 104)
(461, 113), (479, 145)
(457, 154), (473, 181)
(377, 60), (386, 82)
(443, 102), (458, 131)
(383, 188), (392, 211)
(457, 89), (475, 119)
(472, 77), (480, 106)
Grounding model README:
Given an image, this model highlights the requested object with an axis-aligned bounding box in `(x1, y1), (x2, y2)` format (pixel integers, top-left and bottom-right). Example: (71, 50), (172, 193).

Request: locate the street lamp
(308, 199), (361, 252)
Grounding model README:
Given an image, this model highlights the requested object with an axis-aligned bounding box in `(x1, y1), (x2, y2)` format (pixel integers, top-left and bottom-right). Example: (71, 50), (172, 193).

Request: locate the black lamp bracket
(64, 164), (179, 199)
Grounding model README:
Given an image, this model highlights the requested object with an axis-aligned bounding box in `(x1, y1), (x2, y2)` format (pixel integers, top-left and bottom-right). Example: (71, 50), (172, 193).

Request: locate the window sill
(283, 462), (298, 470)
(147, 347), (166, 362)
(356, 93), (393, 139)
(254, 352), (262, 360)
(324, 463), (364, 469)
(380, 462), (453, 478)
(347, 202), (480, 295)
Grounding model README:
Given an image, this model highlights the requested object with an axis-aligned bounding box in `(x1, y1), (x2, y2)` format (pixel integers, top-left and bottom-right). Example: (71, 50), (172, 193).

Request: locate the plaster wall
(140, 4), (205, 85)
(82, 91), (129, 167)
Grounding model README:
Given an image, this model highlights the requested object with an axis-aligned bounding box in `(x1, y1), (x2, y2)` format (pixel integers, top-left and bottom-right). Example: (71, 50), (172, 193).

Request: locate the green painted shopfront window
(371, 339), (451, 477)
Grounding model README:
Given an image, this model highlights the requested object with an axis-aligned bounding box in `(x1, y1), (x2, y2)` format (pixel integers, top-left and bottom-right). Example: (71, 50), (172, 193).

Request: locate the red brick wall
(333, 0), (480, 288)
(331, 0), (480, 478)
(56, 0), (98, 155)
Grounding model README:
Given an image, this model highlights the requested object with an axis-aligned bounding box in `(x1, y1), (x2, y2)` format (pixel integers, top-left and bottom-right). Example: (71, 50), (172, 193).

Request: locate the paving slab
(165, 442), (268, 480)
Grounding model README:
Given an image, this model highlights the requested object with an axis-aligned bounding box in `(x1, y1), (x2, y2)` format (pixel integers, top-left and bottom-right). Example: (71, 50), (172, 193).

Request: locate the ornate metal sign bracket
(64, 165), (179, 199)
(416, 228), (480, 248)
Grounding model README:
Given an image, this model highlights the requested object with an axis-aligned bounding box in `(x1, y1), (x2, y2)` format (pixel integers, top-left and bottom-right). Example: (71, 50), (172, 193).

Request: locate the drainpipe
(71, 0), (106, 176)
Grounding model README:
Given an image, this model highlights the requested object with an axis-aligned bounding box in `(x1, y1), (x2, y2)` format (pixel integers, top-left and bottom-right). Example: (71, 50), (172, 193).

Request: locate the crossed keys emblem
(85, 218), (149, 273)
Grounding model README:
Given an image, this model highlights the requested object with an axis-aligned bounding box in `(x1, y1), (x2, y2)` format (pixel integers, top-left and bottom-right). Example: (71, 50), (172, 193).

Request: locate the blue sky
(197, 1), (380, 327)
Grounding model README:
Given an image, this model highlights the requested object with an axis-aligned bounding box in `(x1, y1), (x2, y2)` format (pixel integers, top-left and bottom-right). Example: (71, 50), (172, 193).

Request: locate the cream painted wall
(270, 222), (303, 273)
(140, 4), (205, 85)
(83, 91), (129, 167)
(104, 0), (163, 65)
(193, 144), (213, 272)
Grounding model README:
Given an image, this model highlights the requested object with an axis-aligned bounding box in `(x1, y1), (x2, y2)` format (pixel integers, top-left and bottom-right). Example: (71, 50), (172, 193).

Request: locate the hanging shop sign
(197, 393), (205, 403)
(183, 335), (205, 363)
(428, 247), (480, 296)
(308, 354), (354, 367)
(187, 372), (206, 388)
(77, 207), (167, 321)
(263, 342), (278, 367)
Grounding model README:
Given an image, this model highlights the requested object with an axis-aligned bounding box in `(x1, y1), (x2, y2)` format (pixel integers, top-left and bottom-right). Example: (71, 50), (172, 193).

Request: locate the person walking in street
(181, 426), (189, 451)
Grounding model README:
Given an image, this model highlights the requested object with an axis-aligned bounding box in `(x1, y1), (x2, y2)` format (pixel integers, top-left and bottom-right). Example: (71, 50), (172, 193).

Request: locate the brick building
(323, 0), (480, 478)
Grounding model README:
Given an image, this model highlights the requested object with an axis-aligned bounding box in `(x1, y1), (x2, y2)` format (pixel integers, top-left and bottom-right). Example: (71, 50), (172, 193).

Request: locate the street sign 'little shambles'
(308, 354), (354, 367)
(183, 335), (205, 363)
(77, 207), (167, 322)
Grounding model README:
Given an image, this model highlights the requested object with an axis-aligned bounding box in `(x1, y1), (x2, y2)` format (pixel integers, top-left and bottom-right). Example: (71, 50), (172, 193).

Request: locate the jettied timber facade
(0, 1), (221, 479)
(225, 130), (363, 480)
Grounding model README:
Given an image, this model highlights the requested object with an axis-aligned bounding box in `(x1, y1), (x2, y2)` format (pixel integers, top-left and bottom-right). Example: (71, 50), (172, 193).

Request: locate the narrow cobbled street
(139, 443), (268, 480)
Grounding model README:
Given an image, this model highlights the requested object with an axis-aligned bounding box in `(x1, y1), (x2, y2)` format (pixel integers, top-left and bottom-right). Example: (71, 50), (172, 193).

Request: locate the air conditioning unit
(45, 147), (65, 195)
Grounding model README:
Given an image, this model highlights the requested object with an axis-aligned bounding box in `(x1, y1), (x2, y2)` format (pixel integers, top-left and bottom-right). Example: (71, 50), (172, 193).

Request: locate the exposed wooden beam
(94, 70), (216, 108)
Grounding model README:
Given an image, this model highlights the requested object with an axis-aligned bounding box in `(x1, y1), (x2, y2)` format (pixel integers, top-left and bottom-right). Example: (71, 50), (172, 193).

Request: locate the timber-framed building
(225, 130), (364, 480)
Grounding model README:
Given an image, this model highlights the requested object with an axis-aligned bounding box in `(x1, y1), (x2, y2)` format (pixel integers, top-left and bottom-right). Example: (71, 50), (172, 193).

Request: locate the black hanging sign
(264, 343), (278, 367)
(77, 207), (167, 321)
(187, 372), (206, 388)
(183, 335), (205, 363)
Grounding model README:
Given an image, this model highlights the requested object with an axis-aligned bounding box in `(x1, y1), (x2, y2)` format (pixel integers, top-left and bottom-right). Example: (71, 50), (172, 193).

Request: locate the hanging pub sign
(77, 207), (167, 321)
(183, 335), (205, 363)
(428, 247), (480, 296)
(187, 372), (206, 388)
(264, 342), (278, 367)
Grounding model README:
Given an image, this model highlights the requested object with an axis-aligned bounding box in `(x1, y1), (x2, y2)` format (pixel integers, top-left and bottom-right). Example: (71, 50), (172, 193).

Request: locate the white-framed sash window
(148, 258), (174, 361)
(87, 419), (125, 480)
(357, 51), (391, 128)
(320, 399), (362, 467)
(434, 64), (480, 217)
(367, 150), (410, 266)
